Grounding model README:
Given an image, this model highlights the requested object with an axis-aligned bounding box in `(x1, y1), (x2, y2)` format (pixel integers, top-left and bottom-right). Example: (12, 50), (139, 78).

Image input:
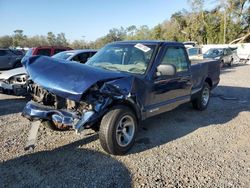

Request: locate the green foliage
(56, 33), (68, 46)
(0, 35), (12, 48)
(13, 30), (27, 47)
(26, 35), (49, 47)
(47, 32), (57, 45)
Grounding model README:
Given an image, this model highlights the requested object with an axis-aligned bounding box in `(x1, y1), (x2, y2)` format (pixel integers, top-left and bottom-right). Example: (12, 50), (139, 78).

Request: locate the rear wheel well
(205, 77), (212, 88)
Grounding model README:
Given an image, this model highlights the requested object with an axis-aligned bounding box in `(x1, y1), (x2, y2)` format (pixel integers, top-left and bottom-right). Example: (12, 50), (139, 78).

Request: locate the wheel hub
(116, 115), (135, 147)
(202, 87), (210, 106)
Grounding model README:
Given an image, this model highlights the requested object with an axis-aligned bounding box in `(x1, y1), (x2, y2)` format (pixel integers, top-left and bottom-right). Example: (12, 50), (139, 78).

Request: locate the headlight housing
(8, 74), (28, 84)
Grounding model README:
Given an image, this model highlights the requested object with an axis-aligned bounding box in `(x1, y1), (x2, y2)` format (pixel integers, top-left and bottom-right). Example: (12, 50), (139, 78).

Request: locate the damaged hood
(23, 56), (129, 101)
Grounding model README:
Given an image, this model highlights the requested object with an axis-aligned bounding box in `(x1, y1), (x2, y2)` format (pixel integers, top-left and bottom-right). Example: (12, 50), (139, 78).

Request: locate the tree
(152, 24), (163, 40)
(13, 30), (27, 47)
(26, 35), (48, 47)
(126, 25), (137, 39)
(188, 0), (205, 12)
(225, 0), (250, 42)
(70, 39), (90, 49)
(132, 25), (151, 40)
(0, 35), (13, 48)
(106, 27), (127, 42)
(47, 32), (57, 45)
(56, 33), (68, 46)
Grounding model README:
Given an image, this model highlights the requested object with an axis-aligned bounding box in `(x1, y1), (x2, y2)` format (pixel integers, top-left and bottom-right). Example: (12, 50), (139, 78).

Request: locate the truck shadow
(0, 134), (132, 188)
(131, 85), (250, 154)
(0, 95), (28, 116)
(220, 64), (249, 75)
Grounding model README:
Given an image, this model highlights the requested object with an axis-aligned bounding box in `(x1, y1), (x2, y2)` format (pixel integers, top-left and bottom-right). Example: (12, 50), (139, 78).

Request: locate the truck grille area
(27, 82), (90, 113)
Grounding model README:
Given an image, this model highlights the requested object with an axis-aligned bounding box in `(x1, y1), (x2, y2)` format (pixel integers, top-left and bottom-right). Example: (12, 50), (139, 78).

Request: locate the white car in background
(186, 47), (203, 60)
(0, 49), (97, 95)
(0, 67), (27, 95)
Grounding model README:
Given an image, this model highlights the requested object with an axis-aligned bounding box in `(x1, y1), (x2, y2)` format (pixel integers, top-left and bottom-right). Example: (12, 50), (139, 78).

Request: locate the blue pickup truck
(22, 41), (220, 155)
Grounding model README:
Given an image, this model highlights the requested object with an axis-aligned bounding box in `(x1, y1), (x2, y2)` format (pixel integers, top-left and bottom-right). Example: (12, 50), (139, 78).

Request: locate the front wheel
(192, 83), (210, 111)
(99, 106), (137, 155)
(220, 60), (224, 68)
(227, 58), (233, 67)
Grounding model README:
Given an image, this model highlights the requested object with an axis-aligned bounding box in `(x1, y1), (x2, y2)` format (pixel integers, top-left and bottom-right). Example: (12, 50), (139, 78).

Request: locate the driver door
(145, 45), (192, 118)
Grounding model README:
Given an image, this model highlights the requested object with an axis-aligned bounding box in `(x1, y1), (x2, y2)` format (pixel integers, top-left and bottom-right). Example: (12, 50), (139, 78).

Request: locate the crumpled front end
(22, 55), (142, 133)
(22, 76), (138, 133)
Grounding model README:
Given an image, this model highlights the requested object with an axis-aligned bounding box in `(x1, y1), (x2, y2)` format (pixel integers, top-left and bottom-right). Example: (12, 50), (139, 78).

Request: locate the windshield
(52, 51), (74, 60)
(204, 48), (223, 56)
(86, 43), (156, 75)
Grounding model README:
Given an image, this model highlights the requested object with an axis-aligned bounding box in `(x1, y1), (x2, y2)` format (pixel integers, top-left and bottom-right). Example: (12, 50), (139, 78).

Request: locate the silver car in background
(0, 49), (24, 70)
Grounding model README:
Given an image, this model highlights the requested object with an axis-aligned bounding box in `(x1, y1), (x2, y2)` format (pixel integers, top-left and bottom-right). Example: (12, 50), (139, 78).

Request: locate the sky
(0, 0), (216, 42)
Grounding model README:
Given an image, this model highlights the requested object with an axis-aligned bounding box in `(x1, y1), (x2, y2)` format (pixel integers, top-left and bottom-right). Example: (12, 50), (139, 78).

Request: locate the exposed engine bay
(25, 80), (117, 132)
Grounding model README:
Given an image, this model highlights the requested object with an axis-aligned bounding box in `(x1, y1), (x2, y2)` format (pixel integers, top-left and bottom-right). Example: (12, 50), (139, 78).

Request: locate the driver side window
(160, 47), (188, 72)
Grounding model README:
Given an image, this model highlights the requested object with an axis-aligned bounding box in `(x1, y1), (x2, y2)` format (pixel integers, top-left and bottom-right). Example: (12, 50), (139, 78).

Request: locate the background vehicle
(22, 41), (220, 155)
(25, 46), (72, 57)
(203, 48), (234, 67)
(183, 41), (198, 48)
(187, 47), (203, 60)
(52, 49), (97, 63)
(0, 49), (24, 70)
(0, 49), (96, 95)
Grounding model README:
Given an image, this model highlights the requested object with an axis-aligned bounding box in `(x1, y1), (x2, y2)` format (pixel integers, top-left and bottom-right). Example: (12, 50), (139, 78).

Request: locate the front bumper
(22, 101), (95, 133)
(0, 81), (27, 95)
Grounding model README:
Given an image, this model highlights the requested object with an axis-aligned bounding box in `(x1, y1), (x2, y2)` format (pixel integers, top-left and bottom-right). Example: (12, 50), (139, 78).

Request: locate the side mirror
(156, 64), (176, 77)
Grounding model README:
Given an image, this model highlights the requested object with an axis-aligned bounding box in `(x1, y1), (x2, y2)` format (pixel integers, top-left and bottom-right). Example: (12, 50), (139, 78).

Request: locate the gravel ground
(0, 64), (249, 188)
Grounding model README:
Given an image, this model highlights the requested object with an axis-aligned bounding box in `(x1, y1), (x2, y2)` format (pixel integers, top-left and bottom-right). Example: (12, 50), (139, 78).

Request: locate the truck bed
(191, 59), (220, 94)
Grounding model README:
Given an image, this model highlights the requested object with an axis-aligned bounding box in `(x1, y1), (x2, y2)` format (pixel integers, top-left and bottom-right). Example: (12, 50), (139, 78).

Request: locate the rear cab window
(53, 48), (67, 55)
(36, 49), (51, 56)
(160, 46), (189, 72)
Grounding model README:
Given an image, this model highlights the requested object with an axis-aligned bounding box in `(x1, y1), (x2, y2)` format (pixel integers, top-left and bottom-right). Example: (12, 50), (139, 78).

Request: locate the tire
(227, 58), (233, 67)
(99, 105), (137, 155)
(192, 82), (210, 111)
(220, 60), (224, 68)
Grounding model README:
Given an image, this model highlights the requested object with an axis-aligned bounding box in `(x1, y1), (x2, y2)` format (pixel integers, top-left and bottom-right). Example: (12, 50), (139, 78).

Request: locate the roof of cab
(112, 40), (184, 46)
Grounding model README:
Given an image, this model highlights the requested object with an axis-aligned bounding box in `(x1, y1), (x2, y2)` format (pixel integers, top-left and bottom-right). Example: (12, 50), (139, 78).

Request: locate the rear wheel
(99, 105), (137, 155)
(192, 82), (210, 111)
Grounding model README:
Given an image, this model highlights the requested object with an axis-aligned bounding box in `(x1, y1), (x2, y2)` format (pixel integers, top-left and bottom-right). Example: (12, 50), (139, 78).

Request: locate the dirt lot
(0, 65), (249, 188)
